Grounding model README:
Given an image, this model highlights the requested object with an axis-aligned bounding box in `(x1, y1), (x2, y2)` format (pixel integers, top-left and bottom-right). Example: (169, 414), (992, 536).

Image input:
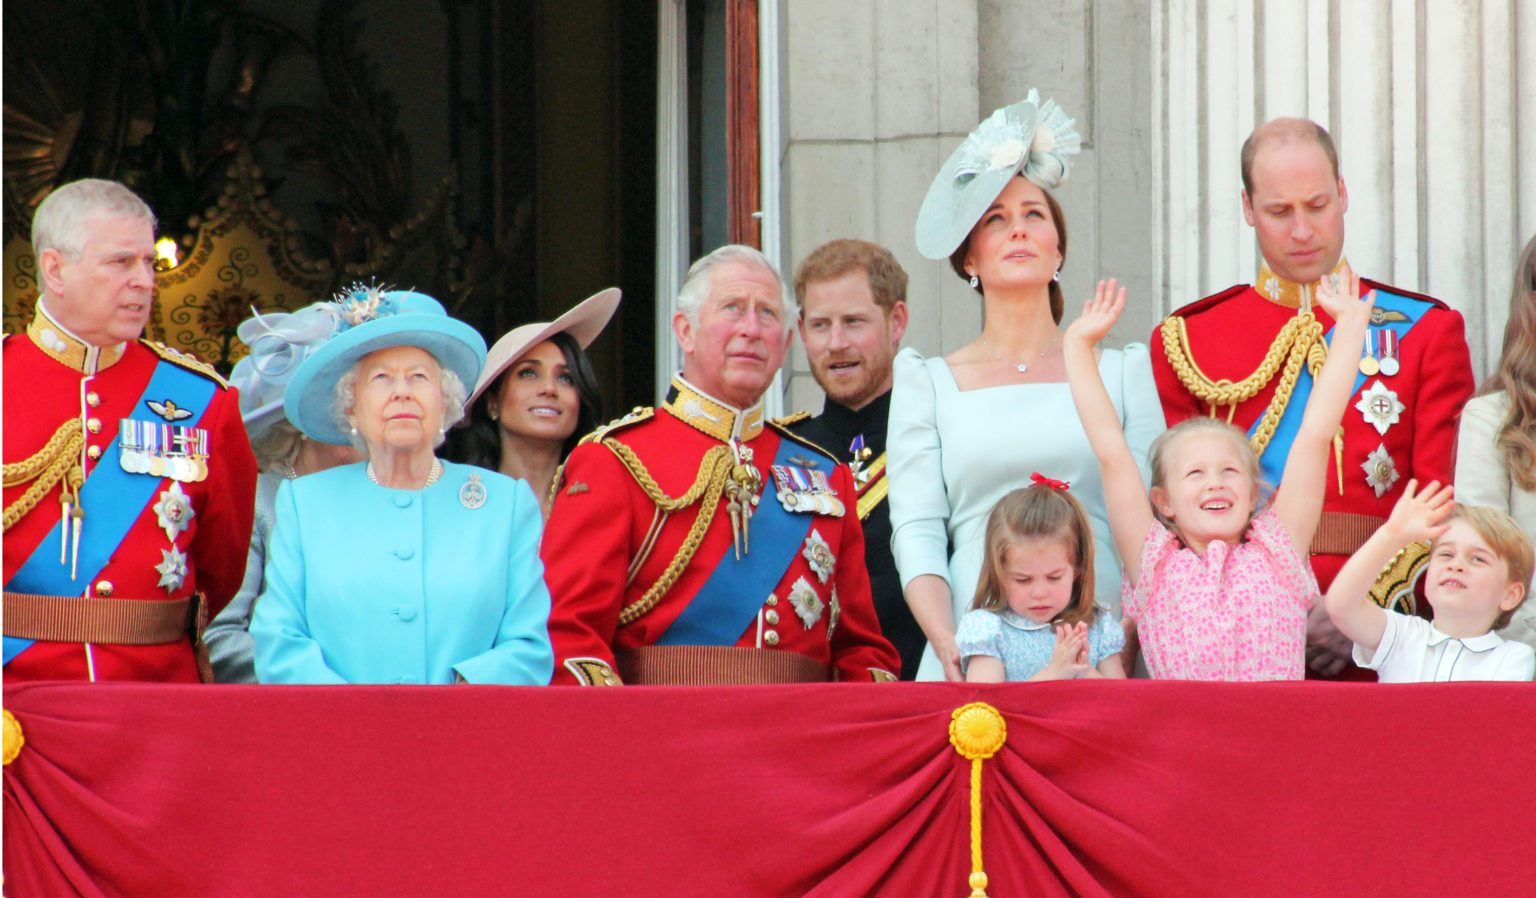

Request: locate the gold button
(87, 418), (101, 434)
(765, 595), (778, 607)
(764, 630), (779, 646)
(87, 445), (103, 461)
(95, 580), (113, 597)
(765, 610), (779, 625)
(86, 392), (101, 407)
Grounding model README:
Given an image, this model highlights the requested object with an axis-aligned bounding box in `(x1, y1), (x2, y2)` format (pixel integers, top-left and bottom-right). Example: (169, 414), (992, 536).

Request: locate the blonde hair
(970, 483), (1097, 625)
(1477, 233), (1536, 491)
(1147, 417), (1269, 534)
(1443, 504), (1533, 630)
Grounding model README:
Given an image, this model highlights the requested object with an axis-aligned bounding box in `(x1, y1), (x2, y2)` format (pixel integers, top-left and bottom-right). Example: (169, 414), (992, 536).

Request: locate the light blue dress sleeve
(1088, 606), (1127, 666)
(955, 609), (1005, 671)
(452, 479), (556, 685)
(887, 347), (952, 589)
(1119, 343), (1167, 489)
(251, 480), (346, 684)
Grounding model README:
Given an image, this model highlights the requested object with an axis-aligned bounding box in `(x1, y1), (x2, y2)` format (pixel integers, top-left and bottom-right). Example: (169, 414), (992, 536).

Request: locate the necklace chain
(366, 458), (443, 488)
(981, 335), (1060, 373)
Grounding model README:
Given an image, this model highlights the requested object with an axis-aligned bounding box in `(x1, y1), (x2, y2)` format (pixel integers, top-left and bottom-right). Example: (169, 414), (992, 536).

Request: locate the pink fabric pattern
(1123, 508), (1316, 680)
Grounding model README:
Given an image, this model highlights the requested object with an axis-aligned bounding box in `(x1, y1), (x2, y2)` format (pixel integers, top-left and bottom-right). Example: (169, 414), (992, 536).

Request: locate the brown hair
(970, 482), (1097, 625)
(1476, 233), (1536, 491)
(793, 239), (908, 315)
(1240, 118), (1340, 197)
(1442, 504), (1534, 630)
(947, 176), (1068, 324)
(1147, 417), (1268, 533)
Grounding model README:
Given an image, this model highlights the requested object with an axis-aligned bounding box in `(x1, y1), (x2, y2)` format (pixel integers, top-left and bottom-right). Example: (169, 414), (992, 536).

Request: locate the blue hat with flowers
(230, 302), (346, 441)
(914, 89), (1081, 260)
(284, 284), (487, 445)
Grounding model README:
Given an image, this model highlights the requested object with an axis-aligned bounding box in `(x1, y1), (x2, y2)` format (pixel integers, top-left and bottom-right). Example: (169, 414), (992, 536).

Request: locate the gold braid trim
(606, 440), (735, 626)
(1161, 312), (1326, 457)
(3, 421), (85, 532)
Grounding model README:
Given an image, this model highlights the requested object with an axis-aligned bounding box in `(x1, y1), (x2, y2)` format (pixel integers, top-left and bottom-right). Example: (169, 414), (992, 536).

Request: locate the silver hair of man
(674, 244), (797, 333)
(32, 179), (158, 263)
(332, 359), (469, 457)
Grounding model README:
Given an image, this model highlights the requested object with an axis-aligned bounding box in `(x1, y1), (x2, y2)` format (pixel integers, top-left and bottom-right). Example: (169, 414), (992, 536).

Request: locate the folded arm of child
(1324, 479), (1454, 655)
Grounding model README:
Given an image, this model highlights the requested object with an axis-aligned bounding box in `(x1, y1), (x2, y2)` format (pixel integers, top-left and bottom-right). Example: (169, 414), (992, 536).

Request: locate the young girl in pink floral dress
(1062, 274), (1372, 680)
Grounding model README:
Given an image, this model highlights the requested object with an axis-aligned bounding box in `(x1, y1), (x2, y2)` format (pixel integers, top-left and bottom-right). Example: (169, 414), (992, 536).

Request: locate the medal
(1362, 443), (1401, 498)
(1358, 330), (1379, 376)
(154, 546), (189, 593)
(152, 482), (196, 542)
(1378, 329), (1401, 376)
(801, 529), (835, 584)
(787, 576), (825, 628)
(1355, 381), (1404, 436)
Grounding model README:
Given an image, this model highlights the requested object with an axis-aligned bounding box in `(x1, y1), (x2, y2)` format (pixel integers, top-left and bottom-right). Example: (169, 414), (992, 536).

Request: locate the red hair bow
(1031, 472), (1070, 491)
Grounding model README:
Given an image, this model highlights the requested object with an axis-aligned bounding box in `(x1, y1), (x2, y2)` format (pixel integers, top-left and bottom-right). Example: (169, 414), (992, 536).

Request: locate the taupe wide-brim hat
(468, 287), (621, 406)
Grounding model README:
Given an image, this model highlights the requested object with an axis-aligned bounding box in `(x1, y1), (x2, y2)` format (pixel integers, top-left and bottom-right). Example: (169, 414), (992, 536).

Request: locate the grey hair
(333, 355), (469, 457)
(674, 244), (797, 333)
(32, 179), (157, 262)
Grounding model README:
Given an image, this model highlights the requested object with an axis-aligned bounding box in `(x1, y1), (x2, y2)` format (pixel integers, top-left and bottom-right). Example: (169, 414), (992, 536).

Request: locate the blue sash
(4, 359), (215, 664)
(656, 437), (824, 646)
(1250, 288), (1434, 489)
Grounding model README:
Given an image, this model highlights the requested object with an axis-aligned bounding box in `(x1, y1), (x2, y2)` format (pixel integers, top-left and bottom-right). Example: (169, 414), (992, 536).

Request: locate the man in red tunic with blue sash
(541, 245), (899, 685)
(3, 180), (256, 682)
(1149, 120), (1475, 677)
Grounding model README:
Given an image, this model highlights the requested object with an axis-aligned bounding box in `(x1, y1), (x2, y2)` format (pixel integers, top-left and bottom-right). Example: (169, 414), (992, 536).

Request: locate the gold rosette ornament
(3, 709), (23, 765)
(949, 702), (1007, 898)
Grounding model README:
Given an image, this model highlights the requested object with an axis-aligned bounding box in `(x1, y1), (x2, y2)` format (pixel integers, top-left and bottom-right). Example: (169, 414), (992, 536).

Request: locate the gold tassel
(950, 703), (1007, 897)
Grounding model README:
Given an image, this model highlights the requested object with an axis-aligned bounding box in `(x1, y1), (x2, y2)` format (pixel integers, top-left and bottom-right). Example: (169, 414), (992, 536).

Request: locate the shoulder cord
(602, 440), (735, 626)
(3, 420), (85, 532)
(1161, 312), (1327, 457)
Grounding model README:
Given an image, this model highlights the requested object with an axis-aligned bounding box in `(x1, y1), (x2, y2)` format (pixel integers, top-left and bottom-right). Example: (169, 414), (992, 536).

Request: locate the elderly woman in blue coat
(250, 286), (554, 684)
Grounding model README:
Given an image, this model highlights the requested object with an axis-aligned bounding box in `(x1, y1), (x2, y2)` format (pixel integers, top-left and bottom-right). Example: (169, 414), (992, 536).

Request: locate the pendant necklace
(981, 334), (1060, 373)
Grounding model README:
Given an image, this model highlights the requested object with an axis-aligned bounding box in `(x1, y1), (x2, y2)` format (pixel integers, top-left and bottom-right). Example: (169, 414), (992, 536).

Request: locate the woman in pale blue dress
(891, 89), (1165, 681)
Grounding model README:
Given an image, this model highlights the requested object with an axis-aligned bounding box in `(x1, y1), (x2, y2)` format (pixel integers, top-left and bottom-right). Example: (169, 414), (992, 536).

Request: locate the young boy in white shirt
(1325, 480), (1535, 682)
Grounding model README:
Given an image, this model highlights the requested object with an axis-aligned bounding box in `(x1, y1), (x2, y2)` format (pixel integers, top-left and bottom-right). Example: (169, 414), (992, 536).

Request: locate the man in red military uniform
(3, 179), (256, 682)
(541, 244), (900, 685)
(1149, 119), (1474, 676)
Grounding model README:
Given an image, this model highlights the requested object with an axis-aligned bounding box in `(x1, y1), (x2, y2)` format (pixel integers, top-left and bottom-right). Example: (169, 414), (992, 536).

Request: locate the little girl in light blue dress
(957, 477), (1126, 682)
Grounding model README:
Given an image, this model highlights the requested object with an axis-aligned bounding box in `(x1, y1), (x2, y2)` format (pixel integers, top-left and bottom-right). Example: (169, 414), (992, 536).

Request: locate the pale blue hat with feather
(914, 89), (1081, 260)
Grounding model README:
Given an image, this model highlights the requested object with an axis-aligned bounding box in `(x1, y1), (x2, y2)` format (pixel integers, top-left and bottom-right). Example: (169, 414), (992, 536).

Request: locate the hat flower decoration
(229, 301), (345, 437)
(915, 88), (1081, 260)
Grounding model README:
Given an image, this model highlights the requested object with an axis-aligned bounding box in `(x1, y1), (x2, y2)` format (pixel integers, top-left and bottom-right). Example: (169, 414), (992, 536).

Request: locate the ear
(1337, 176), (1349, 213)
(672, 310), (695, 356)
(1149, 486), (1175, 521)
(1241, 190), (1256, 227)
(38, 247), (67, 297)
(1499, 579), (1526, 612)
(887, 301), (909, 345)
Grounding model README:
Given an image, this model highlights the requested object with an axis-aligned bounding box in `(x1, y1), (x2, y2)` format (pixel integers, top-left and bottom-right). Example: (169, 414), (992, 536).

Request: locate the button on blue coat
(252, 461), (554, 684)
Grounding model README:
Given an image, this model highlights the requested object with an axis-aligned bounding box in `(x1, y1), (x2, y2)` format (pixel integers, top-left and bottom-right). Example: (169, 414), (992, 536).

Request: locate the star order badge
(1355, 380), (1404, 436)
(155, 546), (189, 592)
(1362, 444), (1400, 498)
(801, 529), (835, 584)
(787, 576), (824, 629)
(152, 482), (196, 542)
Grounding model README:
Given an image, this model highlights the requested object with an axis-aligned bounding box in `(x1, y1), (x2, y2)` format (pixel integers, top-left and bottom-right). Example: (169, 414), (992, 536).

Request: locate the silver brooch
(787, 576), (824, 629)
(1355, 380), (1404, 436)
(802, 529), (835, 584)
(155, 546), (188, 592)
(459, 472), (487, 509)
(1362, 444), (1400, 498)
(152, 482), (196, 542)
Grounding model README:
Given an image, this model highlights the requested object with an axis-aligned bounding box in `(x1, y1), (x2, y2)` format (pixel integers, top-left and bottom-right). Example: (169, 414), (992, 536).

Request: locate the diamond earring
(968, 272), (979, 289)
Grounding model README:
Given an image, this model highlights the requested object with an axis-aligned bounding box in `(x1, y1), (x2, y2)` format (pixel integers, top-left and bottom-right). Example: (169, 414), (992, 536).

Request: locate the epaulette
(1159, 283), (1250, 322)
(768, 419), (839, 464)
(1360, 277), (1452, 311)
(578, 405), (654, 446)
(774, 410), (811, 427)
(140, 340), (231, 388)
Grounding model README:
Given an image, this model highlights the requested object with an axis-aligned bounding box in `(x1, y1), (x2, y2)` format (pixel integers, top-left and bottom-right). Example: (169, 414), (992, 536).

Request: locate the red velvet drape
(4, 681), (1533, 897)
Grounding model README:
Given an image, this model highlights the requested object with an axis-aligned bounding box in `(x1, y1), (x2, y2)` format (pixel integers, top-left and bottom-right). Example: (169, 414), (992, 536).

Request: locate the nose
(130, 259), (157, 289)
(389, 374), (410, 399)
(827, 322), (851, 351)
(536, 374), (557, 396)
(737, 308), (764, 340)
(1290, 213), (1315, 242)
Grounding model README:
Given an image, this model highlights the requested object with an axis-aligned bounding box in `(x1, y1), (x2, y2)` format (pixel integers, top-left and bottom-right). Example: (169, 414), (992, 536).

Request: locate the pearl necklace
(366, 458), (443, 489)
(981, 335), (1060, 373)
